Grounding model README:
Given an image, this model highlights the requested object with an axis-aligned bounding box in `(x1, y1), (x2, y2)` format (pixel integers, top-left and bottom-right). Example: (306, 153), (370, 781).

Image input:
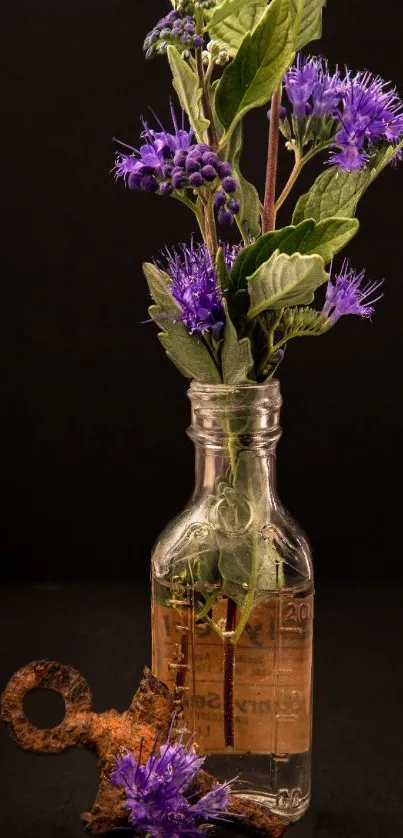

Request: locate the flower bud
(159, 181), (173, 195)
(172, 169), (187, 188)
(222, 176), (236, 194)
(228, 198), (240, 214)
(186, 157), (201, 173)
(217, 207), (234, 225)
(174, 149), (188, 167)
(217, 161), (231, 178)
(214, 191), (226, 208)
(140, 174), (158, 192)
(202, 151), (219, 167)
(201, 164), (217, 181)
(189, 171), (204, 187)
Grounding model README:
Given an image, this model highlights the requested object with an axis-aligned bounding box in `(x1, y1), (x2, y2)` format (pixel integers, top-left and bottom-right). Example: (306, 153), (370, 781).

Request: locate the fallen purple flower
(110, 724), (231, 838)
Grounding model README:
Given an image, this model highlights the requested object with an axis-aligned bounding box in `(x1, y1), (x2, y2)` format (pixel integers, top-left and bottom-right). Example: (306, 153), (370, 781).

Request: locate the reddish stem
(223, 598), (237, 748)
(263, 84), (282, 233)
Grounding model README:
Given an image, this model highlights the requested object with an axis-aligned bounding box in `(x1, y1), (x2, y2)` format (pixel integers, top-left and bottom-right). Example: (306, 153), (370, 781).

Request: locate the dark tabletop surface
(1, 582), (402, 838)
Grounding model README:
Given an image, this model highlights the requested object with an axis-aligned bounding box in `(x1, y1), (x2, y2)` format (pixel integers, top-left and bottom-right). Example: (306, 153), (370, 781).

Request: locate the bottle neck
(187, 381), (282, 504)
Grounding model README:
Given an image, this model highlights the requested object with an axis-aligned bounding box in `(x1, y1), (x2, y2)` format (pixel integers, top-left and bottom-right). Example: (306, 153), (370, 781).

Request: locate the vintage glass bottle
(151, 381), (313, 821)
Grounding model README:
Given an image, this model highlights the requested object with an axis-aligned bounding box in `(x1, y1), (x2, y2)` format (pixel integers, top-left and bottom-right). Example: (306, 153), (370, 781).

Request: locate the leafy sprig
(113, 0), (402, 383)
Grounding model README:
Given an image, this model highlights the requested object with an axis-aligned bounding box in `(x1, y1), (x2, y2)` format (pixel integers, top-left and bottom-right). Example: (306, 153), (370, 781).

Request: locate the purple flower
(311, 63), (344, 118)
(285, 55), (344, 120)
(114, 106), (194, 192)
(222, 240), (243, 271)
(114, 107), (238, 204)
(110, 726), (231, 838)
(283, 54), (403, 170)
(322, 261), (384, 322)
(328, 143), (367, 170)
(285, 55), (321, 118)
(161, 241), (227, 338)
(331, 71), (403, 170)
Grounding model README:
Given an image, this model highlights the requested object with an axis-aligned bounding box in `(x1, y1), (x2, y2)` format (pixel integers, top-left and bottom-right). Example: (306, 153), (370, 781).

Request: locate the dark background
(1, 2), (403, 838)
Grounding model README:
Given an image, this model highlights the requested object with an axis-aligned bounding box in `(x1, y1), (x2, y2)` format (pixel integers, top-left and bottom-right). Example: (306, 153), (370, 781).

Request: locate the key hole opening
(24, 688), (66, 729)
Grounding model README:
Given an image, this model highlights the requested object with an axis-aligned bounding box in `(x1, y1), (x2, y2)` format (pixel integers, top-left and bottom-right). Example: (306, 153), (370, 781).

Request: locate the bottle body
(151, 382), (313, 820)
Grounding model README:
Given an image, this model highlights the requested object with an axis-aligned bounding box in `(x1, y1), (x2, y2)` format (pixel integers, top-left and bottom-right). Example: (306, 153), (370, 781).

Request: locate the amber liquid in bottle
(152, 582), (313, 820)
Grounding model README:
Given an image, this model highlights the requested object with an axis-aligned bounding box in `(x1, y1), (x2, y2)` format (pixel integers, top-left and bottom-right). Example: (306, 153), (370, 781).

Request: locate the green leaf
(230, 216), (358, 298)
(221, 300), (255, 383)
(298, 217), (359, 264)
(292, 144), (397, 223)
(143, 262), (221, 383)
(226, 121), (261, 239)
(206, 0), (262, 28)
(143, 261), (182, 314)
(248, 251), (328, 315)
(207, 0), (268, 57)
(215, 0), (295, 138)
(218, 536), (282, 607)
(152, 309), (222, 382)
(167, 46), (210, 143)
(230, 220), (316, 291)
(290, 0), (326, 50)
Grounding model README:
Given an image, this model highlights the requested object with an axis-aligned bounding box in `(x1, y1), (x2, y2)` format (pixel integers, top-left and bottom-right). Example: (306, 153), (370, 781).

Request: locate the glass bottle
(151, 381), (313, 821)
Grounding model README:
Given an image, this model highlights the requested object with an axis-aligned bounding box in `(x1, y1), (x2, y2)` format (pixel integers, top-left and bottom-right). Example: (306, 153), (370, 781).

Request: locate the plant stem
(196, 590), (220, 623)
(263, 84), (282, 233)
(232, 537), (259, 645)
(196, 48), (218, 149)
(223, 597), (237, 748)
(274, 140), (336, 215)
(204, 192), (218, 257)
(274, 152), (302, 215)
(257, 310), (283, 379)
(194, 8), (217, 149)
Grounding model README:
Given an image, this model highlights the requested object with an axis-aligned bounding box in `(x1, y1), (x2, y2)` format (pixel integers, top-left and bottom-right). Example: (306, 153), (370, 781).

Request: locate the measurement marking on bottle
(167, 599), (192, 608)
(154, 592), (313, 756)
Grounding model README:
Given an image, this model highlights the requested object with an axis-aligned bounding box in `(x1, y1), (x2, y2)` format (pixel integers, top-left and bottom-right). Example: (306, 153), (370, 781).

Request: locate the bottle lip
(188, 379), (281, 396)
(188, 380), (282, 437)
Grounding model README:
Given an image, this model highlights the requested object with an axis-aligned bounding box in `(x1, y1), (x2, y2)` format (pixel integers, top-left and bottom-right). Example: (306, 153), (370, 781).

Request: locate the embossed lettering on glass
(151, 381), (313, 821)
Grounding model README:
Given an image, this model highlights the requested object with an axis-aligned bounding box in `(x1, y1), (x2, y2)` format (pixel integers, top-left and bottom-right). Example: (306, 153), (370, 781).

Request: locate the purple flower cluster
(114, 109), (239, 223)
(331, 71), (403, 169)
(285, 55), (343, 119)
(143, 9), (203, 59)
(110, 727), (231, 838)
(160, 240), (233, 338)
(322, 260), (383, 322)
(283, 55), (403, 169)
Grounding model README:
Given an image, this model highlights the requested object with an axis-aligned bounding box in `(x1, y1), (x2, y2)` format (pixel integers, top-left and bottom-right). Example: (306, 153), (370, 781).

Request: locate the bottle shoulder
(152, 493), (313, 590)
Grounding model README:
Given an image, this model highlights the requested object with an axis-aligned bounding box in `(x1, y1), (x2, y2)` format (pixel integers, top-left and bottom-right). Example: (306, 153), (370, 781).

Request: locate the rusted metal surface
(1, 660), (290, 837)
(1, 661), (175, 834)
